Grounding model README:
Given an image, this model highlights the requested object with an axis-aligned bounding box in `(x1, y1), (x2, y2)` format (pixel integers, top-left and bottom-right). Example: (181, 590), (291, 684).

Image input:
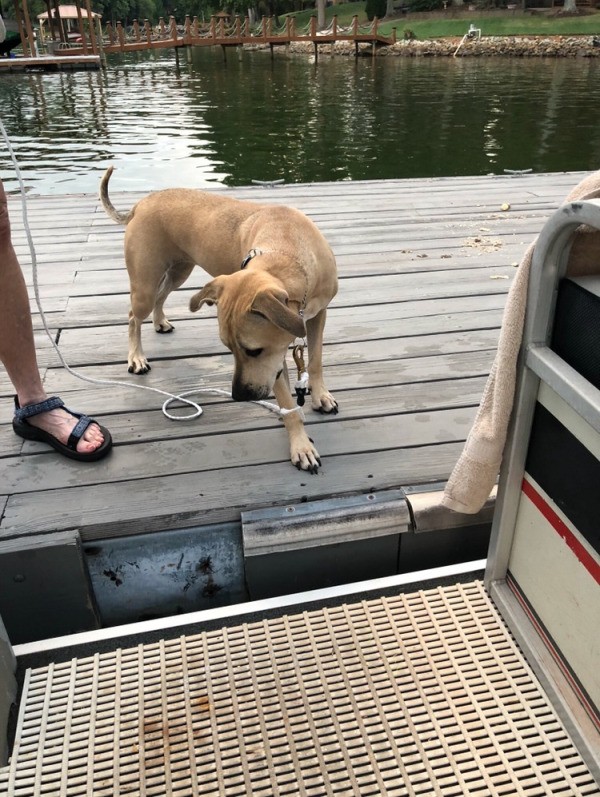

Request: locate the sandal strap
(14, 395), (64, 421)
(67, 415), (93, 450)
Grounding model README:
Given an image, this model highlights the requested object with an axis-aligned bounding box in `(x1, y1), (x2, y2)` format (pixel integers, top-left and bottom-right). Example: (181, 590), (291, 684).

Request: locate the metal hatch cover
(5, 581), (599, 796)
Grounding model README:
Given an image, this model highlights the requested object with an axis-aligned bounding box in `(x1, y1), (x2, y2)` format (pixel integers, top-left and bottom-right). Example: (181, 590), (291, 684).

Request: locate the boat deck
(0, 171), (587, 623)
(5, 577), (600, 797)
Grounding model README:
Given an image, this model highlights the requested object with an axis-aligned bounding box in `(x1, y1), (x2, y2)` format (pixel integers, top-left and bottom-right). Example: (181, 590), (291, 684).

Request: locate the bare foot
(26, 408), (105, 455)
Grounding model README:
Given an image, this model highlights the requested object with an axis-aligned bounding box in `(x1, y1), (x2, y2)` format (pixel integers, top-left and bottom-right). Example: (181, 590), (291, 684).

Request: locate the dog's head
(190, 272), (305, 401)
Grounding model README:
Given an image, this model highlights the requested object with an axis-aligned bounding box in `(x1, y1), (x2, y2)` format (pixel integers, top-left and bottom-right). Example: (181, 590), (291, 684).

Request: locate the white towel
(442, 170), (600, 514)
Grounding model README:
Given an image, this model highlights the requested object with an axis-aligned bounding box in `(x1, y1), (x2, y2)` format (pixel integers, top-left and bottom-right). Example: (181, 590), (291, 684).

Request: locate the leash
(0, 118), (304, 423)
(292, 344), (310, 406)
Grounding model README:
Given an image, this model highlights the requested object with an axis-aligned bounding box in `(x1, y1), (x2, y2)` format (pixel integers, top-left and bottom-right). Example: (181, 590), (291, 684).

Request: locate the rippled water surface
(1, 48), (600, 194)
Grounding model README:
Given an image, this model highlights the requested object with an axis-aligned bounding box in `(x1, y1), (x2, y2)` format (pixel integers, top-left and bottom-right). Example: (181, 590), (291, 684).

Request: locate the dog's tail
(100, 166), (134, 225)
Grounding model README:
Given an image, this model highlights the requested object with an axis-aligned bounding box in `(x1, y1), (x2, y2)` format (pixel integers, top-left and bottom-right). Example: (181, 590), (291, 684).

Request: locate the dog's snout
(231, 383), (253, 402)
(232, 382), (269, 402)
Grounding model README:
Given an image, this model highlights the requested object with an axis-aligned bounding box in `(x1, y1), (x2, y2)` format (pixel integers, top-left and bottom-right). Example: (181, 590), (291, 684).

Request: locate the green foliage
(283, 1), (368, 28)
(8, 0), (600, 35)
(407, 0), (443, 11)
(224, 0), (310, 19)
(365, 0), (386, 20)
(7, 0), (218, 27)
(3, 0), (45, 19)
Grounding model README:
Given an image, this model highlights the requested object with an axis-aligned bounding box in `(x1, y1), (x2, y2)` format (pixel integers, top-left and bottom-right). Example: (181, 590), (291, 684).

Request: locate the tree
(365, 0), (386, 19)
(316, 0), (325, 28)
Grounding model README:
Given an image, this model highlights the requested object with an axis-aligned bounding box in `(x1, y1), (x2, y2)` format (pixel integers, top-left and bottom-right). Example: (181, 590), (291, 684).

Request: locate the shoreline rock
(286, 34), (600, 57)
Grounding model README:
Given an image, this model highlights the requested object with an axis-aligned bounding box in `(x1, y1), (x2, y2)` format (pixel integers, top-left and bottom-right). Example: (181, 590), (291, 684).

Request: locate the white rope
(0, 117), (303, 423)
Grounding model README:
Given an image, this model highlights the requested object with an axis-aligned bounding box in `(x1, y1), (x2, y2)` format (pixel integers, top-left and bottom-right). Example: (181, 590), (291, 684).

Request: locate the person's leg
(0, 178), (106, 455)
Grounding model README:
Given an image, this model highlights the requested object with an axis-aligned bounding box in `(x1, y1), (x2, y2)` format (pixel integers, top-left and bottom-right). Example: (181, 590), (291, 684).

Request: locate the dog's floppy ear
(251, 289), (306, 338)
(190, 278), (225, 312)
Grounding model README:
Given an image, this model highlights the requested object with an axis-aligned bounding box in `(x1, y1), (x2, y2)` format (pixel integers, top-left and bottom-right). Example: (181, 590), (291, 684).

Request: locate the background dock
(0, 53), (100, 70)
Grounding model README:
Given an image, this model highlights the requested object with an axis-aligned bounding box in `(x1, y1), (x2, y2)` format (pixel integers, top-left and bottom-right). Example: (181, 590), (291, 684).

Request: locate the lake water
(1, 47), (600, 195)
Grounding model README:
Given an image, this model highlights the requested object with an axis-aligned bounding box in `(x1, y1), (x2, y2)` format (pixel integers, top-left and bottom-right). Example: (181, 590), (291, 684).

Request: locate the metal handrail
(486, 198), (600, 585)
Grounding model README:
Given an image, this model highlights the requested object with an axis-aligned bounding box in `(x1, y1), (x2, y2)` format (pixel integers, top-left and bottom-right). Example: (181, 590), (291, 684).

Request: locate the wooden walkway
(2, 15), (394, 72)
(0, 172), (585, 547)
(81, 15), (394, 56)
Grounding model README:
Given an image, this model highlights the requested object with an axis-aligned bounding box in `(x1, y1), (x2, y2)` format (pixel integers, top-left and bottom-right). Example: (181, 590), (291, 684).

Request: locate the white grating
(4, 581), (600, 796)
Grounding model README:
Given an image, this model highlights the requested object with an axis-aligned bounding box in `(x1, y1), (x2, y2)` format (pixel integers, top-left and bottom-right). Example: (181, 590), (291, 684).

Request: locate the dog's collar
(240, 248), (262, 270)
(240, 247), (307, 314)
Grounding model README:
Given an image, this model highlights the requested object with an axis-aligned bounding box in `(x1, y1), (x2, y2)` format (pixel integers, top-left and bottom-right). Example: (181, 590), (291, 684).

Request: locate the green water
(1, 47), (599, 194)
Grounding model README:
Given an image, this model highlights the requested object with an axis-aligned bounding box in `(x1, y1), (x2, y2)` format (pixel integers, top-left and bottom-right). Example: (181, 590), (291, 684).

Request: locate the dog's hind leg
(152, 260), (195, 334)
(127, 260), (196, 374)
(128, 285), (156, 374)
(306, 309), (338, 414)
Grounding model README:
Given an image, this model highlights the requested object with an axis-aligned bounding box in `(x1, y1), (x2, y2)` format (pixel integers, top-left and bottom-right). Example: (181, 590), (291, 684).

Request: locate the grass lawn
(285, 2), (600, 38)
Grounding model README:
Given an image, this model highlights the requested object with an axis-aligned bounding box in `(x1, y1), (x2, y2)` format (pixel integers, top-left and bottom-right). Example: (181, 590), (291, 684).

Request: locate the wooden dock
(0, 172), (587, 630)
(0, 53), (100, 71)
(3, 14), (394, 71)
(70, 14), (394, 57)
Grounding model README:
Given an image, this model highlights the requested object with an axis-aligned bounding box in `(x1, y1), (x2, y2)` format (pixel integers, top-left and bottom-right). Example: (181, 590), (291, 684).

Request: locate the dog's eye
(244, 347), (263, 358)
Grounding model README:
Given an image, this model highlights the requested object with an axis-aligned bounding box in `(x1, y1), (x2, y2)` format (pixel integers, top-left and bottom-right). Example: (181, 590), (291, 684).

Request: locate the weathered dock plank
(3, 352), (492, 453)
(0, 444), (466, 540)
(0, 404), (477, 497)
(0, 171), (589, 544)
(40, 307), (504, 369)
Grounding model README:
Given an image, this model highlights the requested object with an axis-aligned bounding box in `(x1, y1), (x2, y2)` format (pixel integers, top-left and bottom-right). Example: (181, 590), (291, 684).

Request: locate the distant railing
(92, 14), (396, 55)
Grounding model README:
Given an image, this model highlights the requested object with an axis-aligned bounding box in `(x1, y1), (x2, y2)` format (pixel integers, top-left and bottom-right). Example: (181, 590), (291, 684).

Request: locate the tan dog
(100, 166), (338, 472)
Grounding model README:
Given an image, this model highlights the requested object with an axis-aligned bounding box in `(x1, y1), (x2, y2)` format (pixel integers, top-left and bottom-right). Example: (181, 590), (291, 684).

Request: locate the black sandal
(13, 396), (113, 462)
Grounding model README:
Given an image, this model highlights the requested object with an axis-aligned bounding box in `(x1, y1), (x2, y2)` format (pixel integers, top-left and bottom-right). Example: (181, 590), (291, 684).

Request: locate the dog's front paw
(312, 390), (338, 415)
(128, 356), (151, 375)
(291, 436), (322, 474)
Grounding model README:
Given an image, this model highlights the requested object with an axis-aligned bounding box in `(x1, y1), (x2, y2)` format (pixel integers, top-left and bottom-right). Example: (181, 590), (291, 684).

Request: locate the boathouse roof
(37, 5), (102, 21)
